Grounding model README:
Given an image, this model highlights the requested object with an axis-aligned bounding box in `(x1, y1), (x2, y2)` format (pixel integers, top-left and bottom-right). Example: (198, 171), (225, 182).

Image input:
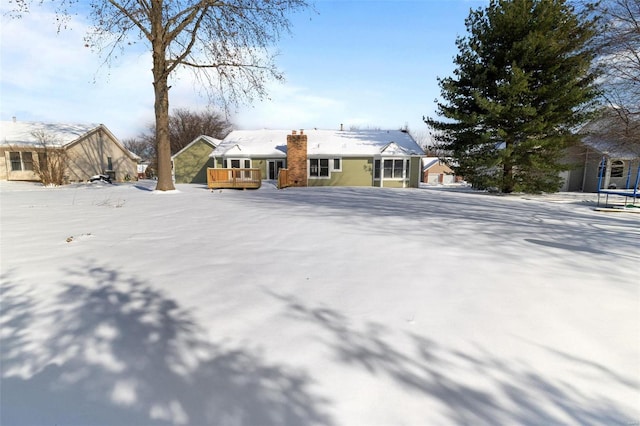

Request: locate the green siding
(253, 159), (267, 179)
(409, 157), (421, 188)
(307, 158), (373, 186)
(173, 140), (215, 183)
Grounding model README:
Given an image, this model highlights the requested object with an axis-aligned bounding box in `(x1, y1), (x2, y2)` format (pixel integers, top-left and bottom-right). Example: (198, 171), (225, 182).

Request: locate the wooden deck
(207, 168), (262, 189)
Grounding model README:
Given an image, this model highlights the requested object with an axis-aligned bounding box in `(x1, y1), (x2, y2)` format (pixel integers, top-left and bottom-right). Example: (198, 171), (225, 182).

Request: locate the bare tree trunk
(151, 2), (175, 192)
(154, 74), (174, 191)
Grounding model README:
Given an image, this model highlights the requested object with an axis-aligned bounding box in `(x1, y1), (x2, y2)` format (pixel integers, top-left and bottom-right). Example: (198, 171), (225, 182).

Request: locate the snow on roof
(422, 157), (440, 169)
(579, 110), (640, 159)
(199, 135), (221, 146)
(210, 130), (289, 158)
(211, 129), (424, 158)
(0, 120), (100, 147)
(581, 136), (640, 160)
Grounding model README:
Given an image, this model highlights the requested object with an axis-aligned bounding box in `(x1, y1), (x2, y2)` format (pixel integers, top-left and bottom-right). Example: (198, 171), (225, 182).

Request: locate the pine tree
(425, 0), (601, 193)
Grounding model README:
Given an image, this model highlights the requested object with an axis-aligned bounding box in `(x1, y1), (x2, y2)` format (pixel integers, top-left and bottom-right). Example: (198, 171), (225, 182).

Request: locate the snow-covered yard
(1, 180), (638, 425)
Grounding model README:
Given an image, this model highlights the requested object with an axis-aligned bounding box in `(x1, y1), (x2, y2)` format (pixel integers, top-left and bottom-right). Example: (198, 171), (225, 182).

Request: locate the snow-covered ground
(1, 180), (638, 425)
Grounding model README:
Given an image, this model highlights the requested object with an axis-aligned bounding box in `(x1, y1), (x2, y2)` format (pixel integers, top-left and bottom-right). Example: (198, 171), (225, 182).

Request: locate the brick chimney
(286, 130), (308, 187)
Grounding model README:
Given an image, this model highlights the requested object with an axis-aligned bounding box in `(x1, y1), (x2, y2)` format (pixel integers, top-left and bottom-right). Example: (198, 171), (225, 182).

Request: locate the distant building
(562, 113), (640, 192)
(0, 120), (139, 183)
(422, 157), (456, 184)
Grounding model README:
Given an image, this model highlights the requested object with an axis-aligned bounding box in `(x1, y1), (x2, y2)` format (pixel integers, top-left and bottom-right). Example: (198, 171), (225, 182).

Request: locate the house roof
(422, 157), (440, 170)
(0, 120), (140, 161)
(579, 110), (640, 159)
(421, 157), (455, 173)
(172, 135), (221, 158)
(0, 120), (99, 147)
(210, 129), (424, 159)
(581, 136), (640, 160)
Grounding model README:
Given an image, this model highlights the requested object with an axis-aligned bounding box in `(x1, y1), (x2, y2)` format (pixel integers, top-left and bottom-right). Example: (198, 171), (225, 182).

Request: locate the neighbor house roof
(422, 157), (440, 170)
(579, 110), (640, 159)
(210, 129), (424, 159)
(0, 120), (140, 161)
(0, 120), (99, 147)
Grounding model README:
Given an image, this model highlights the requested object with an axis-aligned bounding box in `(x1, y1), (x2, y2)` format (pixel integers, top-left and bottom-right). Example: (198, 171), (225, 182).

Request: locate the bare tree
(127, 108), (231, 175)
(168, 108), (232, 153)
(593, 0), (640, 149)
(122, 137), (155, 161)
(10, 0), (310, 191)
(31, 130), (68, 186)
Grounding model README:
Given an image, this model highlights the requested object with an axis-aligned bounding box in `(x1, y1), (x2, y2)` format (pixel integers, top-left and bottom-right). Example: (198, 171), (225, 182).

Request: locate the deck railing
(207, 168), (262, 189)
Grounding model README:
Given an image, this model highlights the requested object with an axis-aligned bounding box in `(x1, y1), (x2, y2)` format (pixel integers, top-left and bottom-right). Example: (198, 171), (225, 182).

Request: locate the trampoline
(596, 156), (640, 210)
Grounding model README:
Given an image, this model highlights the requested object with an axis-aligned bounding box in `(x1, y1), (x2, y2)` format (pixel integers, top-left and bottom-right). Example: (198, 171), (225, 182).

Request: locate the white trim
(332, 158), (342, 172)
(373, 157), (410, 185)
(226, 158), (252, 168)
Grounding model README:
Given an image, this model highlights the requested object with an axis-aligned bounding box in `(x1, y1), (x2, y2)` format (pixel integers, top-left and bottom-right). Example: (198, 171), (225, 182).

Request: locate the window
(107, 157), (113, 171)
(394, 159), (403, 178)
(333, 158), (342, 171)
(309, 158), (330, 177)
(383, 159), (405, 179)
(226, 159), (251, 168)
(611, 160), (624, 178)
(383, 160), (393, 178)
(23, 152), (34, 171)
(375, 158), (408, 180)
(10, 152), (21, 171)
(9, 152), (34, 172)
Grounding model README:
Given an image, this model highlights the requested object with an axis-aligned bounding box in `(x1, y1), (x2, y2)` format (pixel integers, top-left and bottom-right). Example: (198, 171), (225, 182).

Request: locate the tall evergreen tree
(425, 0), (601, 193)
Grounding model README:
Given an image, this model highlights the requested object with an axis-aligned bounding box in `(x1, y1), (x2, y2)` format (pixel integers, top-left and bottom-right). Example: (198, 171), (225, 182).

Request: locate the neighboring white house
(562, 112), (640, 192)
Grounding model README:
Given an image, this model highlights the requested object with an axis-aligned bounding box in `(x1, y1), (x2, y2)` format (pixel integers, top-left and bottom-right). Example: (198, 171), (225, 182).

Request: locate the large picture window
(375, 158), (409, 180)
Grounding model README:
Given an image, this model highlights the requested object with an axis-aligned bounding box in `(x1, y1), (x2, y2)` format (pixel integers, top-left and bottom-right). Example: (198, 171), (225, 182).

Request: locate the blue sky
(0, 0), (487, 142)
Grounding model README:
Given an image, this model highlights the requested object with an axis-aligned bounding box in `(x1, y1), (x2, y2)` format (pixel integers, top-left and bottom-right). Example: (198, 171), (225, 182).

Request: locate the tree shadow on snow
(236, 187), (640, 272)
(266, 290), (637, 425)
(0, 266), (333, 426)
